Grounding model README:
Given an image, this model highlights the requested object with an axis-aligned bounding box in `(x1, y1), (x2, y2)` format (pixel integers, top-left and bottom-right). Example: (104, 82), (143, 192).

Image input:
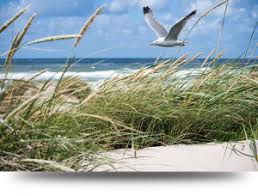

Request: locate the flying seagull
(143, 6), (197, 47)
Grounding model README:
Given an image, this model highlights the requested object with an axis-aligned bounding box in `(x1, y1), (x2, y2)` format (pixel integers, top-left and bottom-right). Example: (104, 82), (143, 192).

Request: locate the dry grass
(26, 34), (81, 46)
(3, 31), (20, 73)
(73, 5), (104, 48)
(0, 80), (39, 115)
(58, 76), (92, 101)
(0, 5), (29, 34)
(4, 13), (36, 67)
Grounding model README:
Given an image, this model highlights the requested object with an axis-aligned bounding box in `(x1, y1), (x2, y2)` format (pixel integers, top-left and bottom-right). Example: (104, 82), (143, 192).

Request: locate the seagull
(143, 6), (197, 47)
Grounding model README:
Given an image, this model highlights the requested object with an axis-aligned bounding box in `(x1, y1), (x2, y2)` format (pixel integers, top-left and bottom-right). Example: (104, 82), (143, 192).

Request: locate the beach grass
(0, 57), (257, 171)
(0, 2), (257, 171)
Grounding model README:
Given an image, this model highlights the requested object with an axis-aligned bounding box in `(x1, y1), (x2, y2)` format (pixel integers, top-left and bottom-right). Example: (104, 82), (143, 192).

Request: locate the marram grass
(0, 57), (257, 171)
(0, 5), (30, 34)
(4, 13), (36, 66)
(74, 5), (104, 48)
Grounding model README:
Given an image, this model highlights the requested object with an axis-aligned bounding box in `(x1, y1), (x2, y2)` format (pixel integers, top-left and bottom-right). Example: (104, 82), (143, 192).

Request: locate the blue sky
(0, 0), (257, 58)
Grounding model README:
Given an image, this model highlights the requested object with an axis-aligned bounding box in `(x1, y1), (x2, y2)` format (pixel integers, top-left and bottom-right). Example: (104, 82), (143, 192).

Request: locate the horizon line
(0, 57), (255, 60)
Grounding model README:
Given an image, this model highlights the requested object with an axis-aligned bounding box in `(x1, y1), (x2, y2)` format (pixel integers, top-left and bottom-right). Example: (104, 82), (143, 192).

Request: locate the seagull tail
(178, 41), (188, 47)
(183, 41), (189, 46)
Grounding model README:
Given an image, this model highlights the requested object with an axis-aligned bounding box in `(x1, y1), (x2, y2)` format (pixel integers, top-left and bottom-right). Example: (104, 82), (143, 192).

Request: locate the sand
(94, 140), (258, 172)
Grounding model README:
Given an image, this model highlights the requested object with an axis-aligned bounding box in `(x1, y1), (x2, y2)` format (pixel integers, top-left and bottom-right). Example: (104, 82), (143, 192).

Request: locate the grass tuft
(0, 57), (257, 171)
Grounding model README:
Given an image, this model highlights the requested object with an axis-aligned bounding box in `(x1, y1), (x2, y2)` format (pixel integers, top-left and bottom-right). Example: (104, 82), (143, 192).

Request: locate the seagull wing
(143, 6), (168, 38)
(165, 10), (197, 41)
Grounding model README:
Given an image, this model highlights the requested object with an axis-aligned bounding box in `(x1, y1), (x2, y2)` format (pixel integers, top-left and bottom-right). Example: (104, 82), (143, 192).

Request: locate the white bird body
(151, 38), (185, 47)
(143, 6), (196, 48)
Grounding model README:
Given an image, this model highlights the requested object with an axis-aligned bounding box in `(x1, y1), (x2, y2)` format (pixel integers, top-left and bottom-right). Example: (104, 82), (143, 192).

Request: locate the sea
(0, 58), (256, 86)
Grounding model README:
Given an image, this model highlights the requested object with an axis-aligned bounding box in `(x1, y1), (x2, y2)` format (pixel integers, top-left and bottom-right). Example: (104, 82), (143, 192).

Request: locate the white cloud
(108, 0), (137, 12)
(1, 0), (95, 18)
(251, 5), (258, 18)
(139, 0), (169, 9)
(95, 14), (139, 39)
(107, 0), (169, 13)
(1, 0), (256, 58)
(184, 0), (255, 36)
(159, 13), (174, 21)
(188, 0), (233, 16)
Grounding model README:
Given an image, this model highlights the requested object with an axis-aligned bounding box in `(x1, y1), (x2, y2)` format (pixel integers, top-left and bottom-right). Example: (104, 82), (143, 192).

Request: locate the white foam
(0, 68), (209, 83)
(0, 70), (135, 81)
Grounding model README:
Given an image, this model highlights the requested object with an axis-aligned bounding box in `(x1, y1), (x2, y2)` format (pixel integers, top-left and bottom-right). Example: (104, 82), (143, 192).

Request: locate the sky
(0, 0), (257, 58)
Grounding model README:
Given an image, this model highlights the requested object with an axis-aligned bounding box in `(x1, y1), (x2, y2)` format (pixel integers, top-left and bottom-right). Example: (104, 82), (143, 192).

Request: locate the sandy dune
(94, 141), (258, 172)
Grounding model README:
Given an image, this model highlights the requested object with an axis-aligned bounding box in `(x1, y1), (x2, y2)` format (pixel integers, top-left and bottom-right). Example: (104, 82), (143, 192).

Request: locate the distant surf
(0, 70), (137, 87)
(0, 58), (255, 84)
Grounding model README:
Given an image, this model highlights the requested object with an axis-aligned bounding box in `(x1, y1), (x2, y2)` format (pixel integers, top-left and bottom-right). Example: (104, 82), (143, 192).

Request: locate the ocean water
(0, 58), (256, 85)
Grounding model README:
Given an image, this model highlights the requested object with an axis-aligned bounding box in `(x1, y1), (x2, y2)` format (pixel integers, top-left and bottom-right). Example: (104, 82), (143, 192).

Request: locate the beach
(94, 141), (258, 172)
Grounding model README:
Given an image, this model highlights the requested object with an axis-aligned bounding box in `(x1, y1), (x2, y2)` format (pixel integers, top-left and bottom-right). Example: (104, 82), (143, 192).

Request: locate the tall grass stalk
(74, 5), (104, 48)
(244, 22), (258, 60)
(0, 5), (30, 34)
(0, 35), (81, 58)
(4, 13), (36, 67)
(176, 0), (229, 55)
(184, 0), (229, 41)
(215, 0), (229, 55)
